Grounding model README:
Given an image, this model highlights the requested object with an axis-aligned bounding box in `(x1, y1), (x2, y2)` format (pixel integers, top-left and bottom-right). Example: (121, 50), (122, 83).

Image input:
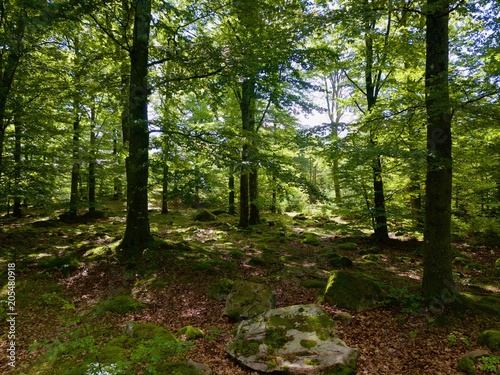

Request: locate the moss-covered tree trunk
(119, 0), (153, 264)
(422, 0), (454, 300)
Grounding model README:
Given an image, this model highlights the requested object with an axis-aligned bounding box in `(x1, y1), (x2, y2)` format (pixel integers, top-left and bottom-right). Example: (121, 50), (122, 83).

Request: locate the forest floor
(0, 200), (499, 374)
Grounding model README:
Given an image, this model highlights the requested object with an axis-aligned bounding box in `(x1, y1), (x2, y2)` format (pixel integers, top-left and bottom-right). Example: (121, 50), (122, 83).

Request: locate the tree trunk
(119, 0), (152, 264)
(238, 79), (256, 227)
(228, 166), (235, 215)
(409, 173), (423, 228)
(69, 103), (81, 219)
(249, 168), (260, 225)
(422, 0), (454, 301)
(88, 108), (96, 213)
(363, 2), (390, 241)
(13, 117), (22, 218)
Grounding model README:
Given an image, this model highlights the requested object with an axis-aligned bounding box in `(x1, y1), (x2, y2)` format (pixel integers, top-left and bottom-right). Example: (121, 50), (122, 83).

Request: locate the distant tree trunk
(422, 0), (454, 300)
(161, 160), (168, 214)
(363, 0), (390, 241)
(270, 173), (277, 214)
(228, 166), (235, 215)
(238, 78), (256, 228)
(88, 108), (97, 213)
(13, 117), (22, 218)
(69, 101), (81, 219)
(249, 168), (260, 224)
(325, 73), (343, 200)
(119, 0), (153, 264)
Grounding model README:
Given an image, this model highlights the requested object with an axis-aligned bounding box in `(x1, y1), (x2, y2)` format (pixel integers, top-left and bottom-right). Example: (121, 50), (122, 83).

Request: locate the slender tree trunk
(119, 0), (153, 264)
(13, 117), (22, 218)
(69, 103), (81, 219)
(113, 133), (121, 199)
(270, 173), (277, 214)
(363, 1), (390, 241)
(161, 160), (168, 214)
(422, 0), (454, 300)
(409, 173), (423, 228)
(228, 166), (235, 215)
(88, 108), (96, 213)
(249, 168), (260, 224)
(238, 79), (255, 227)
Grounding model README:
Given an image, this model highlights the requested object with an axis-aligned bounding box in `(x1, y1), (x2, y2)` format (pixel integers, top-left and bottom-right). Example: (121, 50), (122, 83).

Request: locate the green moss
(337, 242), (358, 251)
(302, 233), (322, 246)
(358, 247), (380, 255)
(268, 313), (335, 341)
(93, 295), (145, 315)
(457, 357), (476, 374)
(362, 254), (382, 262)
(155, 362), (202, 375)
(227, 337), (260, 357)
(300, 339), (317, 349)
(37, 256), (80, 275)
(264, 327), (292, 352)
(306, 358), (321, 366)
(326, 252), (353, 268)
(478, 330), (500, 351)
(208, 278), (234, 300)
(177, 325), (205, 340)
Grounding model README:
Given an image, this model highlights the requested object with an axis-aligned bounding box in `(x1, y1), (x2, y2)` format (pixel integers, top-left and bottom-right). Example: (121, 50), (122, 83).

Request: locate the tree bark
(238, 79), (256, 227)
(13, 117), (22, 218)
(249, 168), (260, 224)
(228, 166), (235, 215)
(69, 101), (81, 219)
(422, 0), (454, 300)
(119, 0), (153, 264)
(363, 0), (390, 241)
(88, 107), (97, 213)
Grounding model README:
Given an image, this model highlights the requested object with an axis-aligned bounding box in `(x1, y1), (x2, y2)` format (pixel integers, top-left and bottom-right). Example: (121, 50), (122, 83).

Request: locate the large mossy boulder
(478, 329), (500, 351)
(224, 280), (276, 321)
(226, 304), (358, 374)
(324, 271), (387, 311)
(194, 209), (217, 222)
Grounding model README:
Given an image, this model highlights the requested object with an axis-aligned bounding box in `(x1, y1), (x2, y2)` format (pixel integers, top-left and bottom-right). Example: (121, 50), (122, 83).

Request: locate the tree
(118, 0), (153, 263)
(421, 0), (454, 300)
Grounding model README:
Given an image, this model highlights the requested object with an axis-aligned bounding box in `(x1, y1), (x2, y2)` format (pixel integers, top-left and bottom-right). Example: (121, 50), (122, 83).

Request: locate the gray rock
(224, 280), (276, 321)
(188, 359), (213, 374)
(226, 304), (358, 374)
(462, 349), (489, 359)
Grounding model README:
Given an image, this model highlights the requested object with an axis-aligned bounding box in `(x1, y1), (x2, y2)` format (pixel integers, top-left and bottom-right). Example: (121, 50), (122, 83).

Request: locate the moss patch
(93, 295), (146, 315)
(478, 329), (500, 351)
(300, 339), (318, 349)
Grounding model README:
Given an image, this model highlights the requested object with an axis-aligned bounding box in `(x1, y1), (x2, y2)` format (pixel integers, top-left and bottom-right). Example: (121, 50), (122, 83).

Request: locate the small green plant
(206, 326), (224, 341)
(479, 356), (500, 373)
(447, 333), (458, 346)
(409, 330), (419, 339)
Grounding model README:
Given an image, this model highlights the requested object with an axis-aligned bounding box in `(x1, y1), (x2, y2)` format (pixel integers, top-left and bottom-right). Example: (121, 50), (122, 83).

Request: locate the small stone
(123, 321), (135, 338)
(334, 311), (354, 325)
(463, 349), (489, 359)
(188, 359), (213, 374)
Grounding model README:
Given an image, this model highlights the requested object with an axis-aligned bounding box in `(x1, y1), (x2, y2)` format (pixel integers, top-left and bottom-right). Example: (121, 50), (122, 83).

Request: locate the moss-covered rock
(224, 280), (276, 321)
(478, 329), (500, 351)
(226, 304), (358, 374)
(208, 278), (234, 300)
(324, 271), (387, 311)
(457, 356), (476, 374)
(93, 295), (146, 314)
(302, 232), (322, 246)
(178, 325), (205, 340)
(326, 252), (354, 268)
(194, 209), (217, 222)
